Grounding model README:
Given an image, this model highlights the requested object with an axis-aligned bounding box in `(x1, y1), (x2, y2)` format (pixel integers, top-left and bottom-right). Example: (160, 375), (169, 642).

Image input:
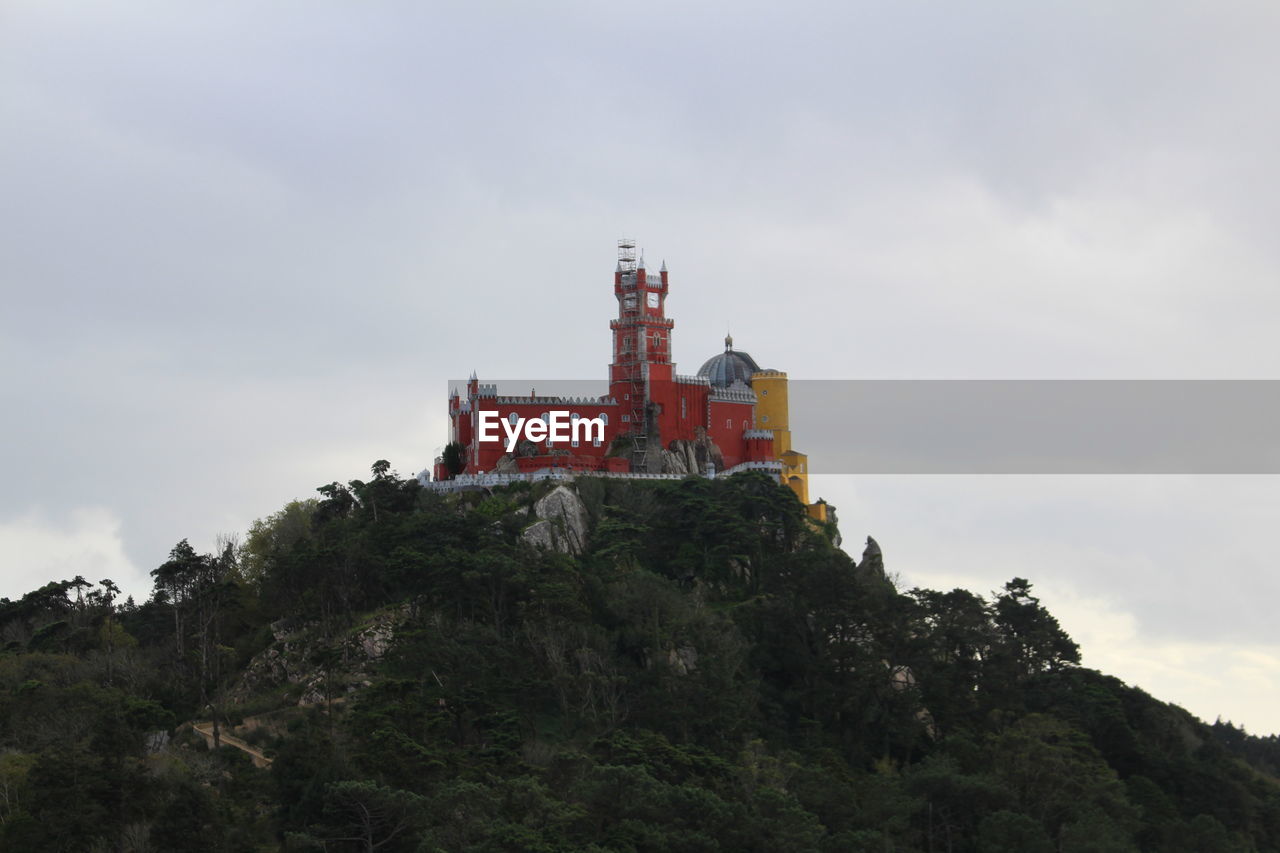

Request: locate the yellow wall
(752, 369), (814, 508)
(751, 370), (791, 454)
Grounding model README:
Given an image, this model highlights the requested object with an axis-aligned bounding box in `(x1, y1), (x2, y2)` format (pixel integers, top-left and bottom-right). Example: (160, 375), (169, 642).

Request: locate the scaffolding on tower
(618, 238), (637, 273)
(617, 238), (648, 466)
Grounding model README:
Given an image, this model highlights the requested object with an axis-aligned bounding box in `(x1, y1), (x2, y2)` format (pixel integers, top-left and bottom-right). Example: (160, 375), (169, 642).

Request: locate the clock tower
(609, 239), (674, 433)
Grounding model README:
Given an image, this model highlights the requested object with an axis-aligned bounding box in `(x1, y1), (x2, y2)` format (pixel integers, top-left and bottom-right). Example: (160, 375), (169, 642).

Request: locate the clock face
(647, 291), (660, 308)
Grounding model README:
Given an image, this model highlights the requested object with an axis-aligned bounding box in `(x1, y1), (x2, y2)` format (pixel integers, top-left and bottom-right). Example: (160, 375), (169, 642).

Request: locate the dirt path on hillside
(189, 721), (273, 768)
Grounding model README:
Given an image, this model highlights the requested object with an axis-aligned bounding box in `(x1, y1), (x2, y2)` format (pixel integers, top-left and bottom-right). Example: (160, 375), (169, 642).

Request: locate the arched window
(508, 412), (518, 425)
(599, 413), (609, 424)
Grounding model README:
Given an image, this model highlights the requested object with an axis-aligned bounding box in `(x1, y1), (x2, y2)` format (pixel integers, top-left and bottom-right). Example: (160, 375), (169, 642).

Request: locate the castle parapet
(710, 383), (757, 404)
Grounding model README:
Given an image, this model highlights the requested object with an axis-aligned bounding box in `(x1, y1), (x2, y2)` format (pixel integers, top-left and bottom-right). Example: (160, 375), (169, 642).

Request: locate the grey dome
(698, 336), (761, 387)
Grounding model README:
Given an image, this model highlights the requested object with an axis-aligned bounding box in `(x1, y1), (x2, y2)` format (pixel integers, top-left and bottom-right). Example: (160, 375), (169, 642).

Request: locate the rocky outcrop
(661, 429), (725, 476)
(229, 605), (409, 708)
(667, 645), (699, 675)
(521, 484), (589, 554)
(856, 536), (884, 580)
(886, 662), (936, 739)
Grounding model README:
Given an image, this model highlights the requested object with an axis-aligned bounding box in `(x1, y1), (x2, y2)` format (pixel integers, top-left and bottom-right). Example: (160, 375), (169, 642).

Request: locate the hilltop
(1, 464), (1277, 851)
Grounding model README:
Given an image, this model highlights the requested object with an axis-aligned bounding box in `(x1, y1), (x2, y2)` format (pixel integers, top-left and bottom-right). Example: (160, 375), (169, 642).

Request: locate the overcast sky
(3, 1), (1279, 733)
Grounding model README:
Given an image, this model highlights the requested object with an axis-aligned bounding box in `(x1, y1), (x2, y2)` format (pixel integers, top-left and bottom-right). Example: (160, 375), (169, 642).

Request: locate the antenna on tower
(617, 238), (637, 273)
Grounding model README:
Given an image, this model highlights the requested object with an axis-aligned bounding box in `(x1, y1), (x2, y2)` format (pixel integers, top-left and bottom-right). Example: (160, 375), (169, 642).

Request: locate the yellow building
(697, 337), (828, 523)
(751, 369), (827, 522)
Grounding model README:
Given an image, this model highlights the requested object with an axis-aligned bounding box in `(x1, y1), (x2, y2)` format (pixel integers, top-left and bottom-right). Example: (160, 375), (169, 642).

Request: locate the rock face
(521, 484), (589, 554)
(661, 430), (725, 476)
(856, 536), (885, 580)
(229, 606), (408, 707)
(667, 645), (699, 675)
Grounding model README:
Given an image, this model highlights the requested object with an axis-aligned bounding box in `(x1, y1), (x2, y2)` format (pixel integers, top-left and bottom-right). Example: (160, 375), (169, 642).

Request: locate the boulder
(521, 484), (589, 554)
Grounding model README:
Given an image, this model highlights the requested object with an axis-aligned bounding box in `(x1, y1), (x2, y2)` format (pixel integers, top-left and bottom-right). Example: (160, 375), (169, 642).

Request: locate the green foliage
(0, 463), (1277, 851)
(442, 441), (466, 478)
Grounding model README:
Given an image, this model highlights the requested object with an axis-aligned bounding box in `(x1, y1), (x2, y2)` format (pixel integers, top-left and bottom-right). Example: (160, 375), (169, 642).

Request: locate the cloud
(0, 508), (148, 601)
(1043, 586), (1280, 735)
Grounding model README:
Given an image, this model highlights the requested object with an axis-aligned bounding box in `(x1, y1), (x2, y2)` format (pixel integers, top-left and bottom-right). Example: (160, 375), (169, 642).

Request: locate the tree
(977, 810), (1054, 853)
(151, 540), (204, 660)
(240, 499), (317, 589)
(991, 578), (1079, 677)
(318, 780), (424, 852)
(442, 441), (466, 478)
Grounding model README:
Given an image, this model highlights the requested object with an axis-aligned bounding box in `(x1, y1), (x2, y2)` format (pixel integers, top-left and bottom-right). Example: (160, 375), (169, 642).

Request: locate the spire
(660, 259), (667, 272)
(638, 250), (646, 269)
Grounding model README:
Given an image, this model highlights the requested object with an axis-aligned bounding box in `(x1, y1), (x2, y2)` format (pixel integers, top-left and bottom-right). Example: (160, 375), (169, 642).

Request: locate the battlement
(676, 374), (711, 386)
(710, 382), (757, 404)
(492, 396), (618, 405)
(743, 429), (774, 440)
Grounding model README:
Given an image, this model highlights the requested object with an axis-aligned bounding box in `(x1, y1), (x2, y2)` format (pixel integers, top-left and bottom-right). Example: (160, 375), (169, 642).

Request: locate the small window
(508, 412), (519, 425)
(623, 415), (631, 423)
(599, 413), (608, 424)
(762, 415), (769, 423)
(761, 389), (768, 396)
(725, 419), (731, 429)
(681, 398), (687, 418)
(593, 438), (602, 447)
(571, 439), (579, 447)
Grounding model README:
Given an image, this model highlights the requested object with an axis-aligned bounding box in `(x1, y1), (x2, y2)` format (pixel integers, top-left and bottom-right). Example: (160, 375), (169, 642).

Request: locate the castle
(432, 240), (825, 520)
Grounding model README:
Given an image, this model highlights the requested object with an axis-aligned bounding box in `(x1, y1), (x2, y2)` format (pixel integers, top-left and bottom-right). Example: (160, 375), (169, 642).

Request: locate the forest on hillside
(1, 464), (1278, 852)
